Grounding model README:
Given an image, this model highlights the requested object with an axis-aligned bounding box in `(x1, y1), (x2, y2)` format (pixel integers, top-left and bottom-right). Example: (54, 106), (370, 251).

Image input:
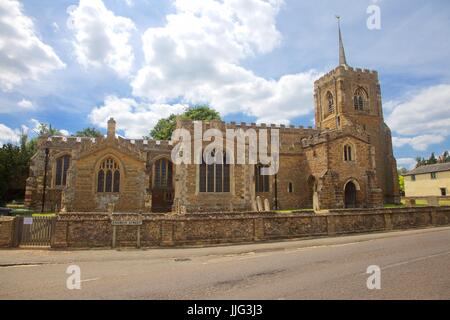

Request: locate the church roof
(404, 162), (450, 176)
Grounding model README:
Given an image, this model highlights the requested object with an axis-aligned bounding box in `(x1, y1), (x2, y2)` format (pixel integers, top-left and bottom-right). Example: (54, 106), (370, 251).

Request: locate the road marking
(0, 263), (45, 268)
(381, 251), (450, 270)
(80, 277), (100, 283)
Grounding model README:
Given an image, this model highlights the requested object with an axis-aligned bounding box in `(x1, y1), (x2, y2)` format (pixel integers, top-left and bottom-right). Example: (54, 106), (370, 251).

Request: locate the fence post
(12, 216), (23, 247)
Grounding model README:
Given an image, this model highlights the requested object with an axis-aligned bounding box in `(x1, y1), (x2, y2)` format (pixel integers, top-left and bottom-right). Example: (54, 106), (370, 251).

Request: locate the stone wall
(49, 207), (450, 248)
(0, 217), (15, 248)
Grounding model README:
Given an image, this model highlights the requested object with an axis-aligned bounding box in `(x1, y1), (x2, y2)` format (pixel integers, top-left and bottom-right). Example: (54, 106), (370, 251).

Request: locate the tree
(37, 123), (61, 136)
(75, 127), (103, 138)
(438, 151), (450, 163)
(182, 105), (220, 121)
(150, 105), (221, 140)
(0, 133), (37, 206)
(397, 168), (407, 194)
(428, 152), (437, 165)
(415, 150), (450, 168)
(415, 157), (424, 168)
(149, 114), (178, 141)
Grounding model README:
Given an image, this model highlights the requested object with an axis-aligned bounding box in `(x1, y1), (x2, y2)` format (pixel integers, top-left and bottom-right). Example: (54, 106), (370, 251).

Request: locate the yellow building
(403, 163), (450, 198)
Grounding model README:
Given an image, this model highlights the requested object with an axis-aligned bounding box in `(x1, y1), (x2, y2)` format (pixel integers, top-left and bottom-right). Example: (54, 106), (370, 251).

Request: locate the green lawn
(384, 203), (405, 208)
(5, 203), (56, 216)
(391, 199), (450, 207)
(275, 208), (313, 214)
(32, 213), (57, 217)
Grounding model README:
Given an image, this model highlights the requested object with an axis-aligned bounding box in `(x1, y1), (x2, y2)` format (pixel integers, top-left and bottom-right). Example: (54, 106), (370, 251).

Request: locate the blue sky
(1, 0), (450, 169)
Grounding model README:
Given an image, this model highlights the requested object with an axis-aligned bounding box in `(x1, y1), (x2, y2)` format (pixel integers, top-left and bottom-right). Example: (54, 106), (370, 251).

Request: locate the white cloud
(28, 118), (68, 136)
(88, 95), (187, 138)
(131, 0), (319, 123)
(0, 0), (65, 91)
(30, 118), (41, 134)
(387, 84), (450, 137)
(387, 84), (450, 151)
(52, 22), (59, 32)
(17, 99), (34, 109)
(392, 135), (446, 152)
(0, 123), (21, 146)
(396, 158), (416, 170)
(68, 0), (136, 77)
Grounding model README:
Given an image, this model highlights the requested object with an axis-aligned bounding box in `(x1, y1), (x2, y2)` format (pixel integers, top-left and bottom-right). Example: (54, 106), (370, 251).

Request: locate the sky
(0, 0), (450, 170)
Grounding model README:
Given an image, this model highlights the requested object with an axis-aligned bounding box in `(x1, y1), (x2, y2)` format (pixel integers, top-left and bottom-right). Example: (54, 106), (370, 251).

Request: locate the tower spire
(336, 16), (348, 66)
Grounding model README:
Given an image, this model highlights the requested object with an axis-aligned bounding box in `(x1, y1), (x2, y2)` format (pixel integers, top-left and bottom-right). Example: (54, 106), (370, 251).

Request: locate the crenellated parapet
(39, 134), (176, 162)
(175, 118), (319, 136)
(314, 65), (379, 88)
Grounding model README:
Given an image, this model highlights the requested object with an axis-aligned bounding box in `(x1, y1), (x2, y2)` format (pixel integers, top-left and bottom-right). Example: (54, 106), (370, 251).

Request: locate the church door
(344, 181), (357, 208)
(152, 159), (174, 212)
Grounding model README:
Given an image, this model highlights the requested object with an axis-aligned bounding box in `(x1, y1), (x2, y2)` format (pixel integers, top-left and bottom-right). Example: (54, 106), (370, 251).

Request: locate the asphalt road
(0, 227), (449, 300)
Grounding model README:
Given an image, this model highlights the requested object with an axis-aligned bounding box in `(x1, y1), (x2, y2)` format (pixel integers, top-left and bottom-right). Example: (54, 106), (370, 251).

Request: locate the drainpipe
(41, 147), (49, 213)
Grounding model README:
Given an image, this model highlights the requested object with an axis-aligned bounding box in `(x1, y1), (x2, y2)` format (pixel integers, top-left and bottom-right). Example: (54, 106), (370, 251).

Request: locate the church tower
(313, 17), (400, 204)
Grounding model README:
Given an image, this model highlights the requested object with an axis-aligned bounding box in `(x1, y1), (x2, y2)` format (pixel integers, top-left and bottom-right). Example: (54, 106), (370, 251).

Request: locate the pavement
(0, 226), (449, 300)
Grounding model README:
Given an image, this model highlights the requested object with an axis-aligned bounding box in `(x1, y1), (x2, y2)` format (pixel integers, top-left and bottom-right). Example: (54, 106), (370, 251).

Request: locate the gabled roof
(404, 162), (450, 176)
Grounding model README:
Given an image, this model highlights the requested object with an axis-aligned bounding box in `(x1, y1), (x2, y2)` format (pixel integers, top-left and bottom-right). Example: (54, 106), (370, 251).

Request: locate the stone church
(24, 26), (400, 213)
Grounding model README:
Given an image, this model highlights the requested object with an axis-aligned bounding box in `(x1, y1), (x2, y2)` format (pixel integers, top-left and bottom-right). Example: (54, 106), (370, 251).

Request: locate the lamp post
(41, 147), (49, 213)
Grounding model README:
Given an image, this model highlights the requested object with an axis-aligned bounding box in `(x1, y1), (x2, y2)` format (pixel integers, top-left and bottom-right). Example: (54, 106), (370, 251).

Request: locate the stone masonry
(25, 29), (400, 213)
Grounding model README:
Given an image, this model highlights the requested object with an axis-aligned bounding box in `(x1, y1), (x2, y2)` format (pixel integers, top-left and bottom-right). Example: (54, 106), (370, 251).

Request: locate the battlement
(176, 119), (317, 134)
(128, 139), (173, 149)
(314, 65), (378, 86)
(41, 134), (173, 154)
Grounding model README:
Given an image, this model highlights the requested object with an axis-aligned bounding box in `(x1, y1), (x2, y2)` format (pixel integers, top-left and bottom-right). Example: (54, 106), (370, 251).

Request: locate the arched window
(326, 91), (334, 114)
(154, 158), (173, 188)
(55, 155), (70, 186)
(288, 182), (293, 193)
(344, 144), (354, 162)
(255, 164), (270, 193)
(354, 87), (368, 111)
(97, 158), (120, 193)
(199, 150), (230, 193)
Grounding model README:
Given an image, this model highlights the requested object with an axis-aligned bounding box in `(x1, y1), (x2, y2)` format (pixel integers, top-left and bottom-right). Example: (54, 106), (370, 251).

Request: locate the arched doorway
(344, 181), (357, 208)
(152, 158), (174, 212)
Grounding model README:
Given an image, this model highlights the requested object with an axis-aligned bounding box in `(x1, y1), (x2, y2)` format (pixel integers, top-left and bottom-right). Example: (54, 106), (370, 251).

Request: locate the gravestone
(263, 198), (271, 212)
(256, 196), (263, 212)
(405, 198), (416, 207)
